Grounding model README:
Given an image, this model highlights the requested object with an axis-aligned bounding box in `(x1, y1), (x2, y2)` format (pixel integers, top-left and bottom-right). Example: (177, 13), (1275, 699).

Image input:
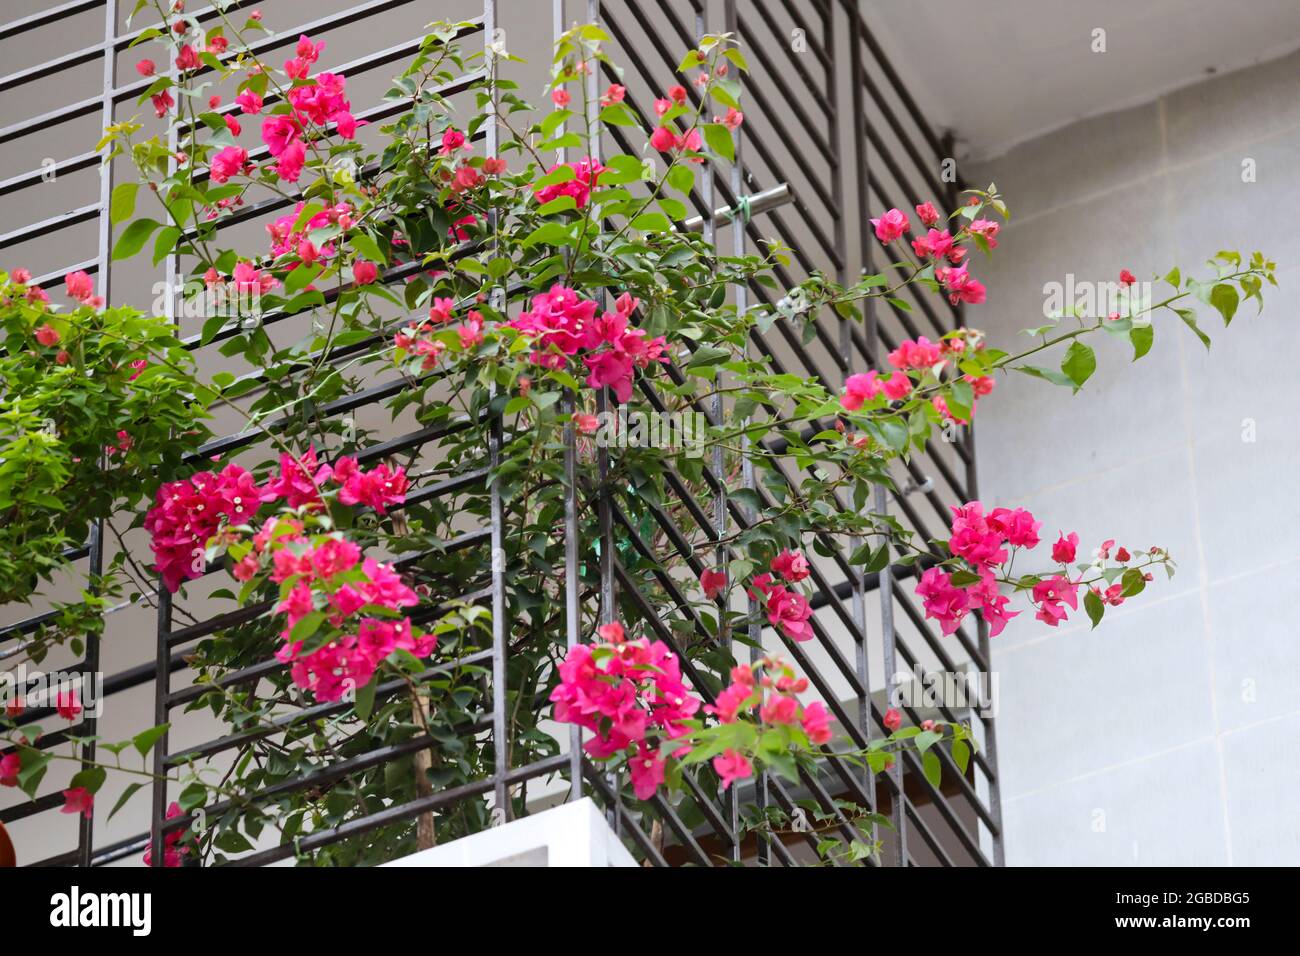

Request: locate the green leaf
(1176, 308), (1212, 349)
(629, 212), (671, 232)
(284, 262), (321, 296)
(109, 782), (146, 820)
(151, 226), (181, 266)
(70, 765), (107, 793)
(701, 123), (734, 162)
(132, 722), (171, 758)
(1209, 283), (1239, 326)
(1084, 588), (1104, 629)
(1060, 341), (1096, 391)
(1129, 324), (1154, 360)
(1120, 567), (1147, 598)
(921, 749), (942, 788)
(951, 739), (971, 775)
(349, 232), (388, 266)
(110, 182), (140, 224)
(111, 218), (161, 260)
(1014, 364), (1075, 388)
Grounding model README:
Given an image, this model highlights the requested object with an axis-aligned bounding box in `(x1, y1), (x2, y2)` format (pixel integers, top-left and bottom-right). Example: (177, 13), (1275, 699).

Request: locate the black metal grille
(0, 0), (1002, 867)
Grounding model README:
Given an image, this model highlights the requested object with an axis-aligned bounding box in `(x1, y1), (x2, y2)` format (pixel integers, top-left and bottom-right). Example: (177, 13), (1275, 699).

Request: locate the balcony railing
(0, 0), (1001, 867)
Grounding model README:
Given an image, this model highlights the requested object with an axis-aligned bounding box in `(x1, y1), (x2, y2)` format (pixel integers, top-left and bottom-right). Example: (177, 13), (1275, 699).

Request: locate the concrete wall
(967, 50), (1300, 865)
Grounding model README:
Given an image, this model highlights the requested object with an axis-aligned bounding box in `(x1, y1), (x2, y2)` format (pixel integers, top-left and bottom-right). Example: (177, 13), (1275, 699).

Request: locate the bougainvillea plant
(0, 2), (1276, 865)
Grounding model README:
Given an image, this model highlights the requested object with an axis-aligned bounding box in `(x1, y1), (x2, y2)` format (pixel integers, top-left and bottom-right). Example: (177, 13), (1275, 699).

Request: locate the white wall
(967, 50), (1300, 865)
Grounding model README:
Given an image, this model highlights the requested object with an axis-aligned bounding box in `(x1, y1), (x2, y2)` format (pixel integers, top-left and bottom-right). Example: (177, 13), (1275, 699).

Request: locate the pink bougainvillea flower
(533, 157), (606, 210)
(720, 106), (744, 130)
(600, 83), (626, 106)
(801, 700), (833, 744)
(35, 324), (60, 347)
(759, 693), (799, 725)
(668, 84), (688, 104)
(916, 566), (969, 636)
(888, 336), (943, 370)
(935, 262), (987, 306)
(968, 218), (1000, 249)
(1051, 531), (1079, 564)
(766, 587), (814, 641)
(1119, 269), (1137, 286)
(151, 90), (174, 118)
(261, 115), (301, 157)
(700, 568), (727, 600)
(551, 88), (571, 107)
(770, 548), (810, 582)
(883, 707), (903, 733)
(136, 58), (156, 77)
(989, 506), (1041, 549)
(882, 370), (912, 401)
(439, 127), (466, 155)
(0, 752), (20, 787)
(911, 228), (956, 261)
(175, 44), (199, 72)
(870, 207), (909, 243)
(272, 136), (306, 182)
(352, 259), (379, 285)
(64, 269), (94, 302)
(649, 125), (679, 153)
(56, 689), (81, 721)
(629, 743), (665, 801)
(949, 501), (1008, 568)
(1032, 575), (1079, 627)
(915, 201), (939, 227)
(143, 801), (190, 867)
(841, 371), (882, 411)
(713, 749), (753, 790)
(235, 89), (263, 114)
(208, 145), (248, 184)
(574, 413), (599, 434)
(334, 458), (409, 514)
(61, 787), (94, 819)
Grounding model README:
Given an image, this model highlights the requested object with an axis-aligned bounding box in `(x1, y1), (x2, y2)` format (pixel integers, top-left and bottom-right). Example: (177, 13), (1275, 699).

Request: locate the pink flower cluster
(705, 656), (834, 790)
(869, 204), (988, 305)
(699, 549), (815, 641)
(917, 500), (1138, 637)
(262, 526), (426, 702)
(550, 622), (702, 800)
(145, 463), (274, 592)
(534, 156), (607, 210)
(265, 201), (352, 263)
(143, 802), (191, 867)
(507, 286), (669, 403)
(748, 548), (815, 641)
(145, 449), (408, 592)
(248, 38), (355, 183)
(394, 298), (488, 368)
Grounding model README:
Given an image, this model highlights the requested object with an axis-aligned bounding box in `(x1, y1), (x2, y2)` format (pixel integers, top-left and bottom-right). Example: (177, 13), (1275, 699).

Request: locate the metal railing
(0, 0), (1001, 867)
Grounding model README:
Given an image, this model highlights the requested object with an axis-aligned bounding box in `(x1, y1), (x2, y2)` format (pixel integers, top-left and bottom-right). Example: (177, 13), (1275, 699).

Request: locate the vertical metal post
(554, 0), (584, 803)
(586, 0), (616, 630)
(484, 0), (510, 822)
(851, 1), (906, 865)
(724, 0), (761, 866)
(78, 0), (118, 869)
(831, 0), (872, 815)
(149, 25), (183, 870)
